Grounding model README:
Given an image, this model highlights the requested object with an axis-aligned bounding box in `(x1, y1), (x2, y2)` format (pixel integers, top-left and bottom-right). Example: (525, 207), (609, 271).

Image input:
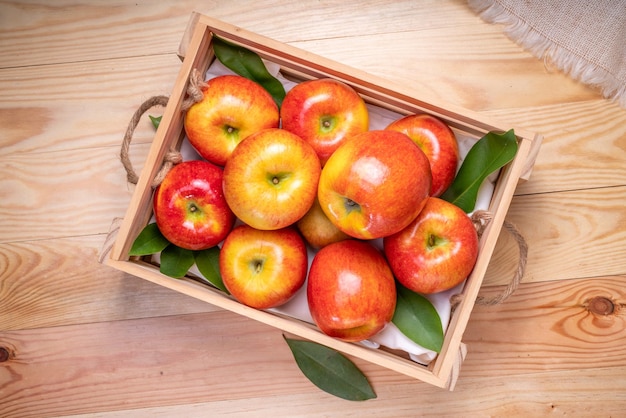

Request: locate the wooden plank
(0, 144), (147, 242)
(0, 312), (317, 417)
(0, 1), (489, 68)
(0, 55), (179, 154)
(0, 236), (221, 332)
(483, 186), (626, 286)
(61, 366), (626, 417)
(0, 0), (601, 112)
(0, 0), (189, 68)
(288, 32), (601, 112)
(464, 275), (626, 376)
(2, 277), (626, 417)
(490, 100), (626, 195)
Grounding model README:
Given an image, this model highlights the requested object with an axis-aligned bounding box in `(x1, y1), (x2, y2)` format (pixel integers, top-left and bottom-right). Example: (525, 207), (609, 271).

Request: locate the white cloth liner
(161, 59), (497, 365)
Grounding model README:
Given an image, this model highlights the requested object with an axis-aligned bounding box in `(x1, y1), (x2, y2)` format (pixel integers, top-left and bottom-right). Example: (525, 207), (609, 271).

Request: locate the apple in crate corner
(317, 130), (432, 240)
(184, 74), (279, 166)
(220, 225), (307, 309)
(307, 240), (396, 342)
(296, 197), (350, 249)
(153, 160), (235, 250)
(223, 128), (321, 230)
(386, 114), (459, 197)
(280, 78), (369, 166)
(384, 197), (479, 294)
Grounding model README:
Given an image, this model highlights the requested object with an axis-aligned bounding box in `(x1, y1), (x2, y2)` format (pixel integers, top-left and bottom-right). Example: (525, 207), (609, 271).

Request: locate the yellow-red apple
(307, 240), (396, 342)
(220, 225), (307, 309)
(184, 74), (279, 166)
(223, 128), (321, 230)
(386, 114), (459, 197)
(317, 130), (432, 240)
(153, 160), (235, 250)
(296, 197), (350, 249)
(383, 197), (479, 294)
(280, 78), (369, 166)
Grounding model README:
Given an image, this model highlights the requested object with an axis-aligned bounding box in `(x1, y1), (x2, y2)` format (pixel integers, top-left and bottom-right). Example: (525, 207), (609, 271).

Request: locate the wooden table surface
(2, 1), (625, 416)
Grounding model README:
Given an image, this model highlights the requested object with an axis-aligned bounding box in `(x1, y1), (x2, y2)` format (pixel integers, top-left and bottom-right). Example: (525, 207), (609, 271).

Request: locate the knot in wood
(0, 346), (9, 362)
(587, 296), (614, 315)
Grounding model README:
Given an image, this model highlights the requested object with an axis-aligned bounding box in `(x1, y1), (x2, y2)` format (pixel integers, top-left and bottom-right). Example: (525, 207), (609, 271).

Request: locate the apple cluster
(152, 73), (479, 343)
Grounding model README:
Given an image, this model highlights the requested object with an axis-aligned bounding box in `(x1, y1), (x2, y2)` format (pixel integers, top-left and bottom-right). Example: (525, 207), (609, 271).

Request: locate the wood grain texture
(1, 0), (625, 416)
(0, 236), (221, 332)
(2, 281), (626, 417)
(61, 372), (626, 418)
(289, 32), (601, 111)
(467, 275), (626, 376)
(0, 1), (486, 68)
(0, 55), (178, 154)
(484, 186), (626, 286)
(0, 144), (144, 242)
(491, 100), (626, 195)
(0, 0), (599, 111)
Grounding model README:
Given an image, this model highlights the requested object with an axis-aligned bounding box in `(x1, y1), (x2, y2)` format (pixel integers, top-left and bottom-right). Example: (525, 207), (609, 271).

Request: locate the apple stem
(272, 176), (279, 185)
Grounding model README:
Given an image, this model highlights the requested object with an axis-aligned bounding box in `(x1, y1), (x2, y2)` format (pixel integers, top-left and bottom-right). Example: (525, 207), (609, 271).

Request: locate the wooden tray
(105, 13), (542, 390)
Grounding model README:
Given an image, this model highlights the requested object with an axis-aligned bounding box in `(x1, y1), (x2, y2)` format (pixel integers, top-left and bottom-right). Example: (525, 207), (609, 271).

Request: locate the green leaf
(392, 283), (444, 353)
(160, 245), (195, 278)
(283, 336), (376, 401)
(440, 129), (518, 213)
(212, 35), (286, 108)
(194, 247), (229, 293)
(129, 223), (170, 256)
(149, 115), (162, 130)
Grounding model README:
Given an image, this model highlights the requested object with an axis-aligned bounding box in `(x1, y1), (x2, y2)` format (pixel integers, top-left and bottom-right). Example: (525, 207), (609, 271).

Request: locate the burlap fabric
(468, 0), (626, 108)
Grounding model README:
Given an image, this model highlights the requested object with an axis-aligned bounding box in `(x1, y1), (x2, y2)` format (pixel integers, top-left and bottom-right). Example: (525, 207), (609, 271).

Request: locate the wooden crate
(105, 13), (542, 390)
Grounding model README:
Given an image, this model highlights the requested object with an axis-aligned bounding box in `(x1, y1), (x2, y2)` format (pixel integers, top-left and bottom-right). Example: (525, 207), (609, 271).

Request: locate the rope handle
(120, 69), (208, 189)
(449, 211), (528, 307)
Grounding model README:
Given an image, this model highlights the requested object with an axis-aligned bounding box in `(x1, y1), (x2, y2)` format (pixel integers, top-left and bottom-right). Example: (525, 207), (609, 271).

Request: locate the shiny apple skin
(219, 225), (307, 309)
(386, 114), (459, 197)
(153, 160), (235, 251)
(280, 78), (369, 166)
(307, 240), (397, 342)
(223, 128), (321, 230)
(317, 130), (432, 240)
(383, 197), (479, 294)
(184, 75), (279, 166)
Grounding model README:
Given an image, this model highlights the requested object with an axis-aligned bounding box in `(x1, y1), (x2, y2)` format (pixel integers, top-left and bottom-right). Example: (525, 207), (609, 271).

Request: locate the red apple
(317, 130), (432, 240)
(307, 240), (397, 342)
(219, 225), (307, 309)
(184, 74), (279, 166)
(386, 114), (459, 197)
(223, 128), (321, 230)
(383, 197), (479, 294)
(296, 197), (350, 249)
(153, 160), (235, 251)
(280, 78), (369, 166)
